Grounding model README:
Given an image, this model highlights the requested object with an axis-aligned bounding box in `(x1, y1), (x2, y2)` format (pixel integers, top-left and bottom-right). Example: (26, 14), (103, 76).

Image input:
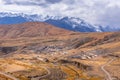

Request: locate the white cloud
(0, 0), (5, 4)
(4, 0), (47, 5)
(0, 0), (120, 27)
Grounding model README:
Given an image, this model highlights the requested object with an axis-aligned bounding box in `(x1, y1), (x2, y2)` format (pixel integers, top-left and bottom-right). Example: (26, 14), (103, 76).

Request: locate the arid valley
(0, 22), (119, 80)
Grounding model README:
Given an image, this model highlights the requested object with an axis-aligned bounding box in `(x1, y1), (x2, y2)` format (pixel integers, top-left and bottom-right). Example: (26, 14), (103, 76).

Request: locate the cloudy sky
(0, 0), (120, 27)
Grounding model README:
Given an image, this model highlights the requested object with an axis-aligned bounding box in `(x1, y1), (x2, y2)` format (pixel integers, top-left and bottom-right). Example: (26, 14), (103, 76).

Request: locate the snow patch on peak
(93, 25), (102, 32)
(68, 17), (83, 24)
(60, 17), (95, 29)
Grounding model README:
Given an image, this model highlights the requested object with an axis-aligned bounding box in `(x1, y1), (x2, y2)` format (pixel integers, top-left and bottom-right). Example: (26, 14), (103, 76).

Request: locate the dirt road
(101, 58), (115, 80)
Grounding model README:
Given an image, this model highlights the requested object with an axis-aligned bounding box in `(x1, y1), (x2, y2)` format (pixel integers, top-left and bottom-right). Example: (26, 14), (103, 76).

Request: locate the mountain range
(0, 12), (119, 32)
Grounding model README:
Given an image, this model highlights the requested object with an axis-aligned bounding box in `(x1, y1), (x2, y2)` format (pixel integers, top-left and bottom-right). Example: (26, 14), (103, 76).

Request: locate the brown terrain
(0, 22), (119, 80)
(0, 22), (71, 38)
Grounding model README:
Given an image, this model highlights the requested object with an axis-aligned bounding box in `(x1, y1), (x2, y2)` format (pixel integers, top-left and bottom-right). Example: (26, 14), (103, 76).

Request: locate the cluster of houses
(71, 51), (98, 60)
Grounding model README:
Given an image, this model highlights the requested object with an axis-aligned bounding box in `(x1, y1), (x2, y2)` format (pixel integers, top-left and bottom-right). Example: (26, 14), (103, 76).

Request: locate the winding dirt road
(31, 66), (51, 80)
(38, 66), (51, 79)
(101, 58), (115, 80)
(0, 72), (19, 80)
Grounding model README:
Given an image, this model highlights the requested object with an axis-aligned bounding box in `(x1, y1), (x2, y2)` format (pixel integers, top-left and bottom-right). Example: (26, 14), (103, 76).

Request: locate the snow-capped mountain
(0, 12), (119, 32)
(45, 17), (97, 32)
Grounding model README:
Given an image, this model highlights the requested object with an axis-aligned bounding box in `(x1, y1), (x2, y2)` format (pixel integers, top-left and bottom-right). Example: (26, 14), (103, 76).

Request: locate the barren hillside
(0, 22), (119, 80)
(0, 22), (72, 38)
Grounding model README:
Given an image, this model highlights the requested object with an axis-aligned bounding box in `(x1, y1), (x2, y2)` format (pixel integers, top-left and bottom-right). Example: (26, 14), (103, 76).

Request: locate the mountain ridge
(0, 12), (120, 32)
(0, 22), (72, 39)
